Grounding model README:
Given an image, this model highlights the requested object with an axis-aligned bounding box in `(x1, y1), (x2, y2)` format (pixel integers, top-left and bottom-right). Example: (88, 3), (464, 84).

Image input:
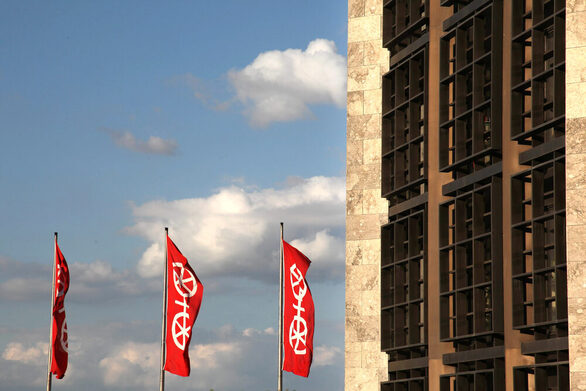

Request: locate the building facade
(345, 0), (586, 390)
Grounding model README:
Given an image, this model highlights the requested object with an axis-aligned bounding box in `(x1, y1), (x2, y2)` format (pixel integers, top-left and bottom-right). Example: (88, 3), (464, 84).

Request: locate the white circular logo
(172, 262), (198, 298)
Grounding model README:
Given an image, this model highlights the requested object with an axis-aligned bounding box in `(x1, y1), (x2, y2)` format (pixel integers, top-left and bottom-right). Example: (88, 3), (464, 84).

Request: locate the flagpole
(46, 233), (57, 391)
(278, 222), (284, 391)
(159, 227), (169, 391)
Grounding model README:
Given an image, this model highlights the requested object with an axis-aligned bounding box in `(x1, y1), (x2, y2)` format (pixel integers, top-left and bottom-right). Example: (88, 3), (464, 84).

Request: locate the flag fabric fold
(164, 236), (204, 377)
(51, 242), (69, 379)
(282, 240), (314, 377)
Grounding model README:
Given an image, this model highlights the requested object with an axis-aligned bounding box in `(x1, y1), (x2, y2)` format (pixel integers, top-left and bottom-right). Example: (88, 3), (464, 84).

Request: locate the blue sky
(0, 1), (348, 390)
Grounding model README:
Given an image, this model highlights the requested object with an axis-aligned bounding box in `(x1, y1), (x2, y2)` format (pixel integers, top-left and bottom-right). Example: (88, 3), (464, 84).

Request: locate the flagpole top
(165, 227), (168, 234)
(54, 232), (58, 239)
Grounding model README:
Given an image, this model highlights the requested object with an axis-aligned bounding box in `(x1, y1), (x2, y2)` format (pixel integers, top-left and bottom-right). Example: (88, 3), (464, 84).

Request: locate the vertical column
(346, 0), (389, 390)
(566, 1), (586, 389)
(428, 2), (454, 390)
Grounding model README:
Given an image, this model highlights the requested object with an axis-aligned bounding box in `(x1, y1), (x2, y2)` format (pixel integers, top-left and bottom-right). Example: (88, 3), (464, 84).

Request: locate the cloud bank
(126, 176), (345, 282)
(103, 129), (177, 156)
(228, 39), (346, 127)
(0, 323), (343, 390)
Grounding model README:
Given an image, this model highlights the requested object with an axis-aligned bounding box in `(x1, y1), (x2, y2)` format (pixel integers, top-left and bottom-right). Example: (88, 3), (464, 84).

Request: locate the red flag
(164, 236), (203, 377)
(282, 240), (314, 377)
(51, 242), (69, 379)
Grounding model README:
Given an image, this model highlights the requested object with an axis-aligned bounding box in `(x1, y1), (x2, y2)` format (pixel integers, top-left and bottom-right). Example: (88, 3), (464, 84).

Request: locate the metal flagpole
(278, 222), (284, 391)
(159, 227), (169, 391)
(46, 233), (57, 391)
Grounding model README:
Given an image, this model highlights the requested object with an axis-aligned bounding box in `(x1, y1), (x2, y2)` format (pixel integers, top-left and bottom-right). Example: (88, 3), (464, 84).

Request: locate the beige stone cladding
(346, 0), (389, 389)
(566, 0), (586, 389)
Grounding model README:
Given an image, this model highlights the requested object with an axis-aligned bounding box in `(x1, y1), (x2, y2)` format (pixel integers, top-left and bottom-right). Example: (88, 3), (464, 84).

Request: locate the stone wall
(345, 0), (389, 389)
(566, 1), (586, 389)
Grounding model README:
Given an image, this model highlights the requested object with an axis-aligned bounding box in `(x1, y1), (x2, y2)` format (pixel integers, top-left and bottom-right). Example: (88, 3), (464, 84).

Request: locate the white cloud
(2, 341), (47, 365)
(0, 258), (159, 304)
(0, 322), (344, 391)
(104, 128), (177, 155)
(0, 277), (48, 302)
(67, 260), (160, 302)
(291, 230), (345, 280)
(126, 176), (345, 282)
(313, 345), (342, 367)
(99, 342), (159, 387)
(228, 39), (346, 127)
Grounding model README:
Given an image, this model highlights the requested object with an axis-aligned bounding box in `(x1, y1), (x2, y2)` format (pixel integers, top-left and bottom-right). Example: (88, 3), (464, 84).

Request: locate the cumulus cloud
(126, 176), (345, 282)
(291, 230), (345, 280)
(99, 342), (159, 387)
(0, 256), (50, 301)
(0, 257), (159, 304)
(67, 260), (160, 303)
(314, 345), (342, 367)
(2, 341), (47, 364)
(0, 321), (344, 390)
(103, 128), (177, 155)
(228, 39), (346, 127)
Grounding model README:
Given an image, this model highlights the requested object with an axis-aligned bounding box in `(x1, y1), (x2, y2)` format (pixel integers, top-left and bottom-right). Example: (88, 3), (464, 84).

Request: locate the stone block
(349, 0), (366, 18)
(346, 315), (380, 342)
(567, 47), (586, 84)
(571, 372), (586, 391)
(347, 189), (364, 215)
(348, 114), (381, 141)
(347, 164), (381, 191)
(567, 82), (586, 119)
(346, 263), (379, 291)
(345, 341), (362, 368)
(347, 239), (381, 266)
(568, 0), (586, 12)
(360, 289), (381, 316)
(347, 140), (364, 167)
(346, 289), (362, 318)
(346, 264), (379, 294)
(567, 12), (586, 49)
(568, 262), (586, 298)
(348, 42), (365, 68)
(570, 334), (586, 371)
(363, 189), (387, 215)
(348, 16), (381, 43)
(567, 154), (586, 189)
(363, 88), (382, 115)
(348, 65), (381, 92)
(568, 225), (586, 263)
(345, 367), (385, 391)
(567, 188), (586, 226)
(567, 117), (586, 154)
(569, 297), (586, 335)
(363, 138), (381, 164)
(365, 0), (382, 16)
(348, 91), (364, 116)
(364, 40), (388, 65)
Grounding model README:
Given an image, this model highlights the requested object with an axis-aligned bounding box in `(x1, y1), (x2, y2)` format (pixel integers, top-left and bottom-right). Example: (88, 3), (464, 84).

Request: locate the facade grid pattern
(510, 0), (568, 389)
(381, 1), (431, 390)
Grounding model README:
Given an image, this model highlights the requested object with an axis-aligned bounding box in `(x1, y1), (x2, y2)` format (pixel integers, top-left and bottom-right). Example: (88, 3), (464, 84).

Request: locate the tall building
(345, 1), (586, 390)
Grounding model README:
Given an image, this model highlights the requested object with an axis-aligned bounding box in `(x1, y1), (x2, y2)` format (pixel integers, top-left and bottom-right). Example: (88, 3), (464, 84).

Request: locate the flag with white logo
(163, 235), (203, 377)
(51, 242), (69, 379)
(282, 240), (314, 377)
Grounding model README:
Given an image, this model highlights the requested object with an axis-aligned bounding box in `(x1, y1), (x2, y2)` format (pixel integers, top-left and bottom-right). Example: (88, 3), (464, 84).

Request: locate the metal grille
(382, 1), (430, 389)
(439, 177), (503, 345)
(439, 1), (502, 180)
(383, 0), (429, 56)
(382, 205), (427, 358)
(511, 0), (565, 147)
(382, 47), (428, 207)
